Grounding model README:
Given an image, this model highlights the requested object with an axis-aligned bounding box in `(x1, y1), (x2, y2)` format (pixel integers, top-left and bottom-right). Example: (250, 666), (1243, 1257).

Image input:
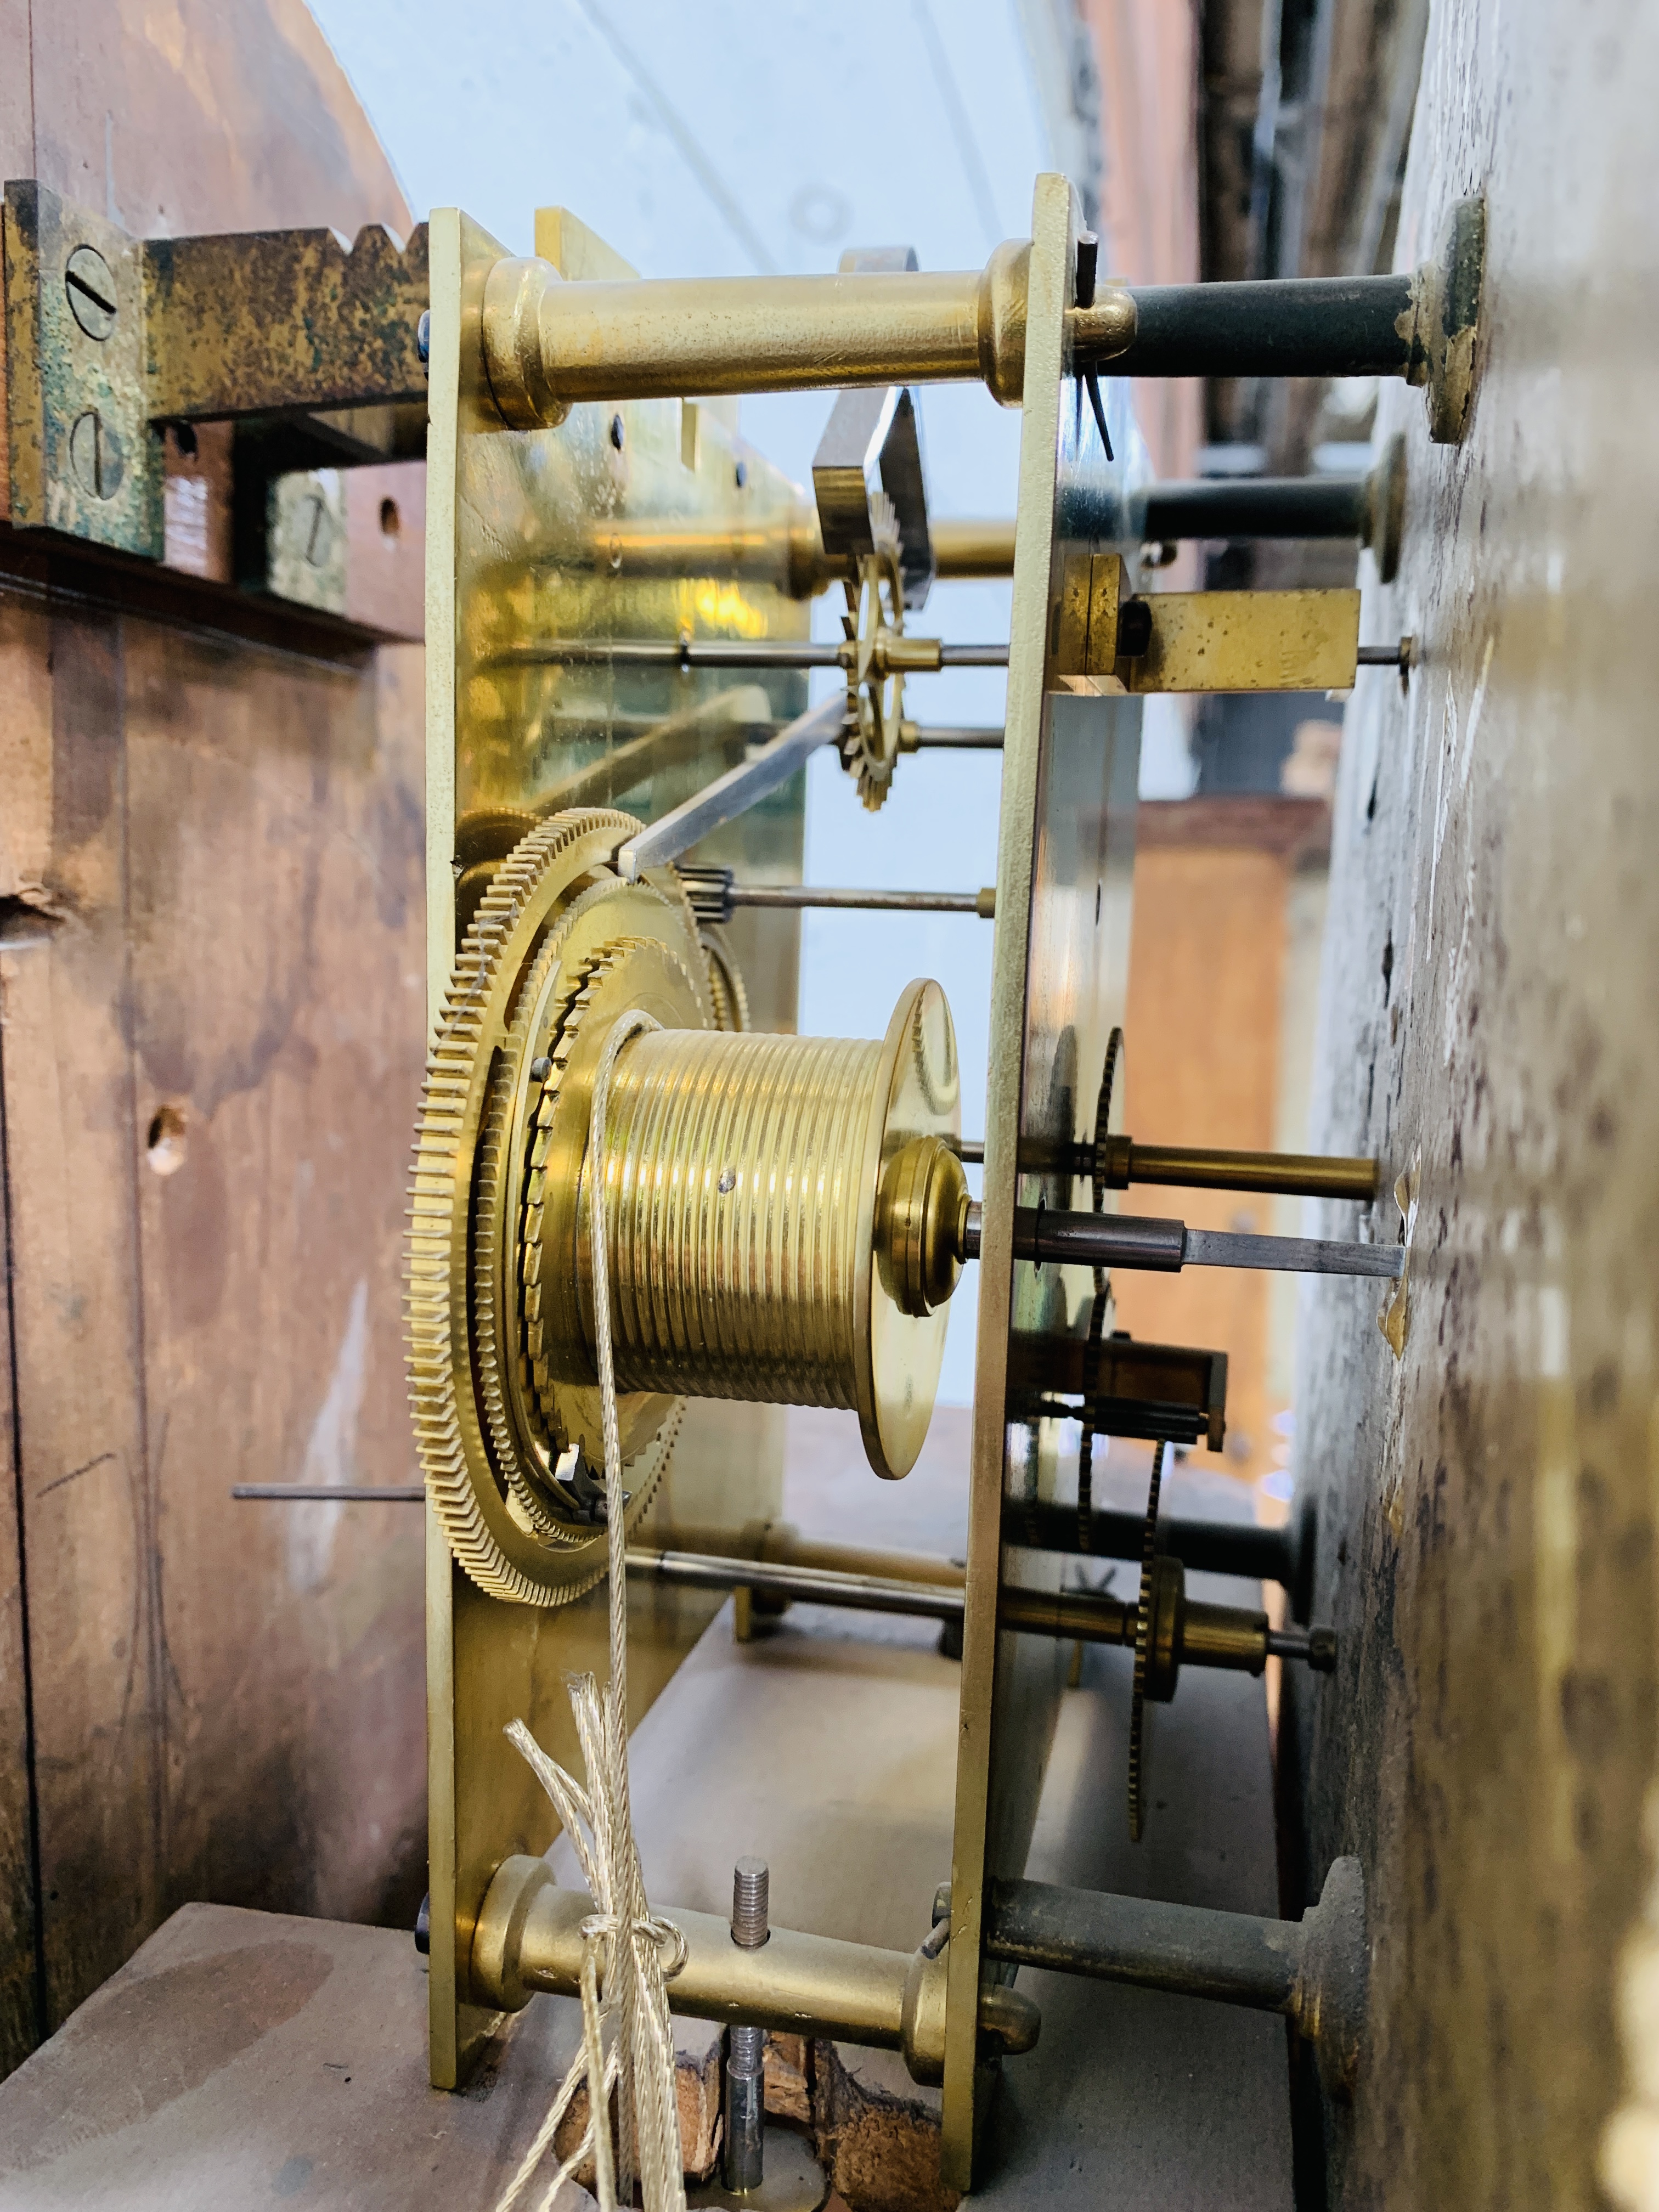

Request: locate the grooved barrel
(596, 1028), (888, 1408)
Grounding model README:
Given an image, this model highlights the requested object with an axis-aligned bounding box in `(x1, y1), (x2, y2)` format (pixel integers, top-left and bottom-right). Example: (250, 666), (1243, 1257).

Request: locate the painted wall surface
(1283, 3), (1659, 2203)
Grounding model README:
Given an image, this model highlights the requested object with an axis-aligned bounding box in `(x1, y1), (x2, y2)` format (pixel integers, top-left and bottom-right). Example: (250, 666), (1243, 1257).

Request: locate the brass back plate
(941, 175), (1144, 2183)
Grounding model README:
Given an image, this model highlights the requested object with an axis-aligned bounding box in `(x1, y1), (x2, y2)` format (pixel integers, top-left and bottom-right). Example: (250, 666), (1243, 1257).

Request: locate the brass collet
(470, 1855), (1040, 2086)
(481, 241), (1137, 426)
(877, 1135), (970, 1319)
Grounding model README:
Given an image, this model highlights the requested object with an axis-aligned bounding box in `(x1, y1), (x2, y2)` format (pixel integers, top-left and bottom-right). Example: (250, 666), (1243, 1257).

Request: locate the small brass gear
(407, 809), (706, 1605)
(1127, 1438), (1168, 1841)
(839, 492), (909, 812)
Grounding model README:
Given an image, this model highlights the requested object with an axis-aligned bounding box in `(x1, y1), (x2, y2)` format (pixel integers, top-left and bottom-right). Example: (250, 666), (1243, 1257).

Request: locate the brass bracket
(1054, 571), (1361, 695)
(3, 182), (161, 554)
(2, 178), (428, 585)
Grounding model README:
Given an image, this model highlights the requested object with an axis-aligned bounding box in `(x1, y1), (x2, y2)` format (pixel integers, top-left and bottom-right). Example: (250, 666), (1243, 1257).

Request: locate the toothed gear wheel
(1092, 1026), (1125, 1216)
(406, 809), (709, 1605)
(839, 492), (908, 811)
(697, 924), (749, 1032)
(1076, 1027), (1125, 1550)
(1127, 1438), (1167, 1842)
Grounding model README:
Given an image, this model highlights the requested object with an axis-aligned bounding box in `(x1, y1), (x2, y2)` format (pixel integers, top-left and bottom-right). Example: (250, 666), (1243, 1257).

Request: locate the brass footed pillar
(480, 240), (1137, 424)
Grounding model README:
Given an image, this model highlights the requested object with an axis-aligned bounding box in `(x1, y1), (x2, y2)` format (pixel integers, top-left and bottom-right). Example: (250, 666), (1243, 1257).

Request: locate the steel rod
(1139, 476), (1369, 541)
(627, 1545), (964, 1623)
(960, 1204), (1403, 1279)
(489, 639), (1010, 671)
(1357, 640), (1412, 667)
(727, 884), (992, 915)
(492, 638), (844, 669)
(1012, 1136), (1378, 1199)
(985, 1877), (1302, 2011)
(908, 725), (1006, 748)
(230, 1491), (1311, 1605)
(1104, 1138), (1378, 1201)
(1003, 1498), (1299, 1589)
(1116, 274), (1420, 380)
(1181, 1226), (1403, 1277)
(233, 1483), (424, 1501)
(963, 1859), (1369, 2092)
(615, 695), (845, 878)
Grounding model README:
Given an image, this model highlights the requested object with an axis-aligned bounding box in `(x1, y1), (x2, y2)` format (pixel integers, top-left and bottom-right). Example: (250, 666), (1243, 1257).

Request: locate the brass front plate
(1130, 585), (1361, 692)
(942, 175), (1143, 2183)
(423, 204), (807, 2087)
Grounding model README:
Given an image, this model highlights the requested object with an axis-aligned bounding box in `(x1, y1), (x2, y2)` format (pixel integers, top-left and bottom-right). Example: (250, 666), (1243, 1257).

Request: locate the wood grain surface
(0, 0), (431, 2079)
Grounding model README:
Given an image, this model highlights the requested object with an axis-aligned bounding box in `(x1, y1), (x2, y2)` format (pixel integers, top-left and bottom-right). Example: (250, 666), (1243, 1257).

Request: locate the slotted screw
(65, 246), (117, 341)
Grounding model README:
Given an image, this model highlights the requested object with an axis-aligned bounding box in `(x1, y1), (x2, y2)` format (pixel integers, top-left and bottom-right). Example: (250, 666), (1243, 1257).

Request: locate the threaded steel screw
(731, 1857), (770, 1948)
(725, 1857), (770, 2191)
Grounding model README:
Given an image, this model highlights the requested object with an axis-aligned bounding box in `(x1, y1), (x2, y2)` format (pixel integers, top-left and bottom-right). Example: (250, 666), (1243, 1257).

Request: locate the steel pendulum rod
(958, 1204), (1402, 1279)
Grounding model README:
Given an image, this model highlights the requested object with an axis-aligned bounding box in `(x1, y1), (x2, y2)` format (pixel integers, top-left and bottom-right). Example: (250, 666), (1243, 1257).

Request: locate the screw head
(300, 490), (334, 568)
(610, 413), (626, 451)
(65, 246), (117, 341)
(69, 410), (125, 500)
(734, 459), (748, 489)
(416, 309), (431, 365)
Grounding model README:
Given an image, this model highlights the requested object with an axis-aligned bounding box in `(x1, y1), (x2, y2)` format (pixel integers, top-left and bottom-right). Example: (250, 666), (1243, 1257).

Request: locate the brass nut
(1146, 1552), (1186, 1703)
(977, 238), (1031, 407)
(878, 1135), (968, 1318)
(482, 254), (571, 429)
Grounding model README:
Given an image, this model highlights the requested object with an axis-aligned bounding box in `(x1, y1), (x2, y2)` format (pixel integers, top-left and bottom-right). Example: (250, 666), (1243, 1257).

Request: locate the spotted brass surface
(1129, 586), (1361, 693)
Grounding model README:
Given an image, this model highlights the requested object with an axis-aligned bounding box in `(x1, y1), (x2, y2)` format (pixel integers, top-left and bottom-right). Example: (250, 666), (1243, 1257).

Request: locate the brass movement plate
(423, 204), (809, 2089)
(941, 175), (1144, 2186)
